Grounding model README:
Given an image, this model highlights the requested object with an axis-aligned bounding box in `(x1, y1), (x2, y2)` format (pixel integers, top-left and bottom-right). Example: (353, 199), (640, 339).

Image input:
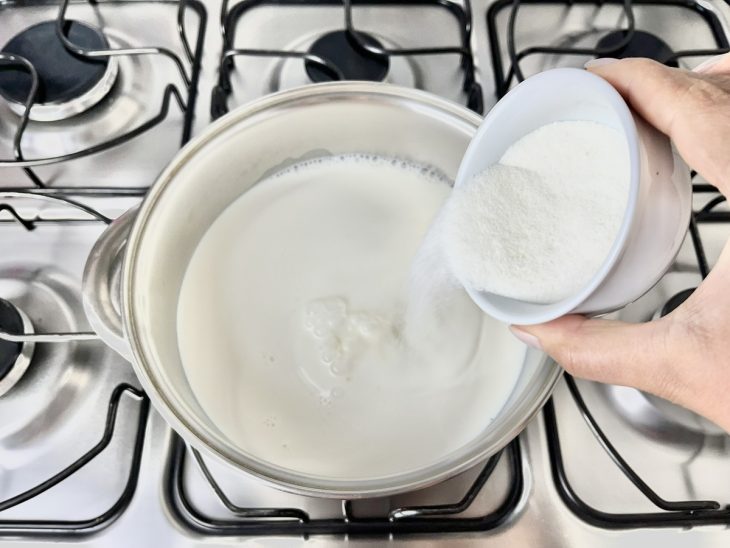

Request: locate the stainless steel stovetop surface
(1, 0), (729, 546)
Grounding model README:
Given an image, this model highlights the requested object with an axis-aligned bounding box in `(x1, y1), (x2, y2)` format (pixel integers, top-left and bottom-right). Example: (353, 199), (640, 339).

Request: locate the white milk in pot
(176, 154), (524, 480)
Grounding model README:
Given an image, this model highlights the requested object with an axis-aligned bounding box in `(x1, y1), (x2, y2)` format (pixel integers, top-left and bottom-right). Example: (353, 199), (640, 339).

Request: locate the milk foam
(176, 154), (525, 479)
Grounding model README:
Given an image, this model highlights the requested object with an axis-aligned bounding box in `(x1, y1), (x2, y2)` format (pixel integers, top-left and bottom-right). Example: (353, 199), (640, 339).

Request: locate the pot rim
(122, 81), (564, 498)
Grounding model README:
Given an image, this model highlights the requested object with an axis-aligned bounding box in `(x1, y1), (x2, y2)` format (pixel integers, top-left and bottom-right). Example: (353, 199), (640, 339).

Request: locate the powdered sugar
(440, 120), (630, 304)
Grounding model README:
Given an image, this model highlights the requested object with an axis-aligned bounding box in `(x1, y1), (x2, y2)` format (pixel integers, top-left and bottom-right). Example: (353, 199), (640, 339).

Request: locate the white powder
(440, 120), (631, 304)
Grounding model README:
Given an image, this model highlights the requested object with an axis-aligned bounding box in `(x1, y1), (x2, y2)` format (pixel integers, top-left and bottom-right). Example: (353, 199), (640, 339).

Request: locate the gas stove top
(1, 1), (729, 546)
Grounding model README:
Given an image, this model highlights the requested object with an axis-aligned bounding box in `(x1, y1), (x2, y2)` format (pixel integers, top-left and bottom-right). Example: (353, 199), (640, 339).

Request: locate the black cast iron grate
(0, 0), (208, 197)
(0, 384), (150, 537)
(211, 0), (484, 118)
(164, 433), (524, 537)
(0, 191), (151, 537)
(487, 0), (730, 98)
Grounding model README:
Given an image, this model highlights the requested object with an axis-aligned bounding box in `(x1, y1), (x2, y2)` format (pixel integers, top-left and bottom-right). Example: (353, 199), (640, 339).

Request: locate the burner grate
(165, 434), (523, 537)
(0, 385), (149, 536)
(0, 0), (208, 196)
(487, 0), (730, 98)
(0, 192), (150, 537)
(211, 0), (484, 118)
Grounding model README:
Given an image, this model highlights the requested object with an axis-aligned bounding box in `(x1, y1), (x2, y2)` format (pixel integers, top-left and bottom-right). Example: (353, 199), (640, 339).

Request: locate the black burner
(660, 288), (695, 317)
(0, 298), (23, 382)
(0, 20), (112, 107)
(595, 30), (679, 67)
(305, 30), (390, 83)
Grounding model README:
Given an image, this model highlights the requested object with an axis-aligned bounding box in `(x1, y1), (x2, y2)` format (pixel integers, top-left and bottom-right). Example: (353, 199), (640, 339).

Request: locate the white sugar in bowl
(455, 68), (692, 326)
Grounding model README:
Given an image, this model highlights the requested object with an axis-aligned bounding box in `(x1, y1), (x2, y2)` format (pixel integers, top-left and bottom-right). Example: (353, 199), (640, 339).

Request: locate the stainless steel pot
(82, 82), (562, 498)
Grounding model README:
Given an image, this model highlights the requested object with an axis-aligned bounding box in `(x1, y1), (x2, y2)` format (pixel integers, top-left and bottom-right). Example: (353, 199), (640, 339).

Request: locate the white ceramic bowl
(456, 68), (692, 326)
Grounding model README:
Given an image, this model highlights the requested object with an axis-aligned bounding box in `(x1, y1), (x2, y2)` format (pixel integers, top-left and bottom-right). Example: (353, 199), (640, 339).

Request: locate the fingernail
(509, 326), (543, 350)
(693, 53), (729, 73)
(584, 57), (619, 69)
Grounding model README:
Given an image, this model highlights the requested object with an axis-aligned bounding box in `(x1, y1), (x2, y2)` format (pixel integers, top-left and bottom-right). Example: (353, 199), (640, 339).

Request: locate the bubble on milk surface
(272, 153), (450, 188)
(303, 296), (391, 379)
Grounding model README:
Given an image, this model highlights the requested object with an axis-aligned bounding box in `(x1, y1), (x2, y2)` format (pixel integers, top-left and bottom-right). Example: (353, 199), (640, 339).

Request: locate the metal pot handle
(82, 207), (138, 362)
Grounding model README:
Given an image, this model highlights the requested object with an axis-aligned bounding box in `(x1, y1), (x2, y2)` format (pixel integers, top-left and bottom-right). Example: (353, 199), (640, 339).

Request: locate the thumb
(587, 58), (730, 193)
(510, 315), (677, 398)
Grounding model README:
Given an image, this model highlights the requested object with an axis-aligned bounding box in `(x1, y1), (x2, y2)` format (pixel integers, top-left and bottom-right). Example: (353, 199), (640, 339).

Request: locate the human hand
(510, 54), (730, 432)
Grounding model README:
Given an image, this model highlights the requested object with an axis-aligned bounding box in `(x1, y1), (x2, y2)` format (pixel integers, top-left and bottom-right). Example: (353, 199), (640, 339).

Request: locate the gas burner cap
(653, 287), (695, 320)
(0, 20), (118, 122)
(660, 288), (695, 317)
(305, 30), (390, 83)
(0, 297), (34, 397)
(595, 30), (678, 67)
